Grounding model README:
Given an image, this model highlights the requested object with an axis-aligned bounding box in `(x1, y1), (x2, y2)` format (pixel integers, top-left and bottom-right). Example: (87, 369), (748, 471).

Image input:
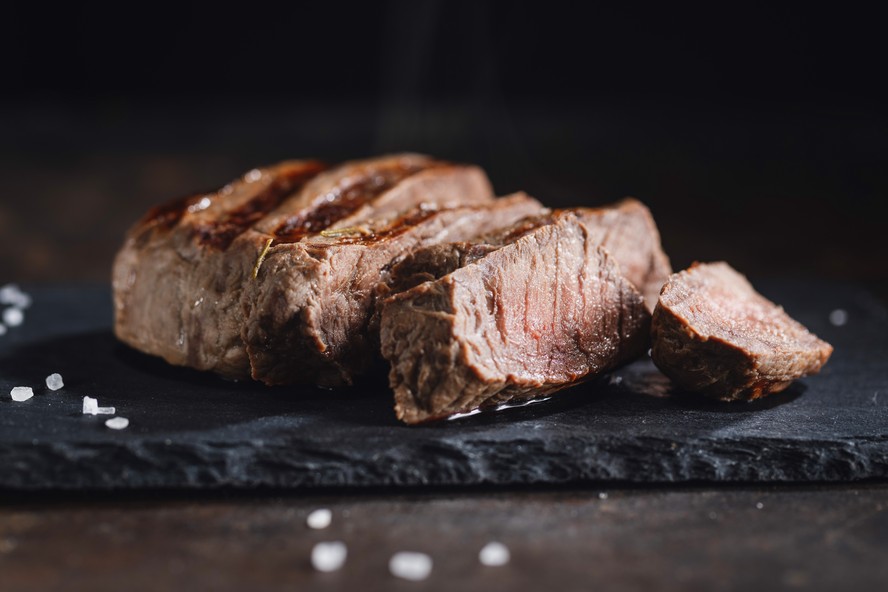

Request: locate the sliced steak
(243, 192), (546, 386)
(651, 262), (833, 401)
(379, 210), (651, 424)
(113, 154), (496, 381)
(384, 198), (671, 311)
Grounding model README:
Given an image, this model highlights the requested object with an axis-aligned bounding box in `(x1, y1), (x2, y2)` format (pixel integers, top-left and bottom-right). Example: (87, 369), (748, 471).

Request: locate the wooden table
(2, 485), (886, 591)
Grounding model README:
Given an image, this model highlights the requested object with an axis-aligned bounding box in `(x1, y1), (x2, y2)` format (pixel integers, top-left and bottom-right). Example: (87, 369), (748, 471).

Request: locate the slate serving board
(0, 283), (886, 491)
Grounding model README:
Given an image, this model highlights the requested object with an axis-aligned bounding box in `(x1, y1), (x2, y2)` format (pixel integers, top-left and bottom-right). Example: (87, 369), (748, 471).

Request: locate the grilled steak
(379, 210), (651, 424)
(384, 198), (671, 311)
(113, 154), (502, 382)
(243, 192), (545, 386)
(651, 262), (833, 401)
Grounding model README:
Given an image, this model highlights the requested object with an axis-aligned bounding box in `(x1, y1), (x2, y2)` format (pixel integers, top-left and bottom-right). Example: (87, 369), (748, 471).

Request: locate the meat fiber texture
(651, 262), (833, 401)
(113, 154), (548, 386)
(379, 210), (651, 424)
(384, 198), (671, 311)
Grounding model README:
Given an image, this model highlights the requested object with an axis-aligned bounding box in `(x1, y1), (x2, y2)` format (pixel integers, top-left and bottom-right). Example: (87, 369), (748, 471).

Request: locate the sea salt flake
(829, 309), (848, 327)
(3, 308), (24, 327)
(0, 284), (31, 309)
(311, 541), (347, 572)
(244, 169), (263, 182)
(105, 417), (129, 430)
(82, 396), (115, 415)
(389, 552), (432, 581)
(10, 387), (33, 402)
(45, 373), (64, 391)
(479, 542), (510, 566)
(307, 508), (332, 530)
(598, 492), (609, 500)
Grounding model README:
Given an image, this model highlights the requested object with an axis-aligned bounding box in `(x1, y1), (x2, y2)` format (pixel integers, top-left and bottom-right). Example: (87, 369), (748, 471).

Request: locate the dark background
(2, 2), (886, 299)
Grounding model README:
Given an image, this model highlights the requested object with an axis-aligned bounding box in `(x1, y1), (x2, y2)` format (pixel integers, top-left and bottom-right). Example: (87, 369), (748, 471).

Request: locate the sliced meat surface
(384, 198), (671, 311)
(379, 210), (651, 424)
(243, 192), (546, 386)
(112, 154), (496, 381)
(651, 262), (834, 401)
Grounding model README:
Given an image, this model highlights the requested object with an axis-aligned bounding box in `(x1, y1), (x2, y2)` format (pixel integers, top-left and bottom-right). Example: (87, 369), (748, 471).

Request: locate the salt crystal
(244, 169), (263, 182)
(0, 284), (31, 309)
(479, 542), (510, 566)
(307, 508), (332, 530)
(389, 552), (432, 581)
(105, 417), (129, 430)
(755, 502), (764, 510)
(82, 396), (99, 414)
(82, 396), (115, 415)
(829, 309), (848, 327)
(45, 373), (64, 391)
(10, 387), (33, 402)
(311, 541), (347, 572)
(598, 492), (609, 500)
(3, 308), (24, 327)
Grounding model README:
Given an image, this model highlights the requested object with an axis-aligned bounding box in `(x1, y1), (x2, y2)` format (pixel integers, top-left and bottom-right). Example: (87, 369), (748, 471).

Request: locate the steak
(113, 154), (502, 382)
(383, 198), (671, 311)
(243, 192), (546, 386)
(650, 262), (833, 401)
(379, 210), (652, 424)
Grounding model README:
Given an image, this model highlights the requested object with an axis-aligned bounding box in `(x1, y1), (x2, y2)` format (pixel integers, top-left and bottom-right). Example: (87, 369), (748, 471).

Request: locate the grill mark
(193, 161), (327, 250)
(138, 192), (212, 231)
(273, 161), (441, 244)
(321, 207), (442, 245)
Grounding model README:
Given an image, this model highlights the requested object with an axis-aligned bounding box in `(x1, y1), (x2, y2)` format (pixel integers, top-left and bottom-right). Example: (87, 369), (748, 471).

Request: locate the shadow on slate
(0, 283), (886, 491)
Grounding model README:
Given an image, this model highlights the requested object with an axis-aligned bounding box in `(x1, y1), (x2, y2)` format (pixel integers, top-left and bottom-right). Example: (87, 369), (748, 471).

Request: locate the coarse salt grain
(10, 386), (33, 402)
(82, 396), (115, 415)
(0, 284), (31, 309)
(3, 308), (24, 327)
(829, 309), (848, 327)
(45, 373), (64, 391)
(389, 552), (432, 581)
(307, 508), (332, 530)
(311, 541), (347, 572)
(479, 542), (510, 566)
(105, 417), (129, 430)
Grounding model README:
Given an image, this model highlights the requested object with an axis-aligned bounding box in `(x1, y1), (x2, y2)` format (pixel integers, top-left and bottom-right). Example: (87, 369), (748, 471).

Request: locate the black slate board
(1, 283), (886, 491)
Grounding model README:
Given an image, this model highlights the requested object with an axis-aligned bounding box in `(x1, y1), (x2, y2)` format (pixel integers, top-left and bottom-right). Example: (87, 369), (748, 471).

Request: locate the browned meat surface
(379, 210), (651, 424)
(383, 198), (670, 311)
(112, 154), (501, 383)
(651, 262), (834, 401)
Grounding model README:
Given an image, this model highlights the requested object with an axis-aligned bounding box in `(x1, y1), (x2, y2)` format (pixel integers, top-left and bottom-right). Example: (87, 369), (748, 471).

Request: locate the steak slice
(379, 210), (651, 424)
(113, 154), (495, 380)
(384, 198), (671, 311)
(243, 192), (546, 386)
(651, 262), (834, 401)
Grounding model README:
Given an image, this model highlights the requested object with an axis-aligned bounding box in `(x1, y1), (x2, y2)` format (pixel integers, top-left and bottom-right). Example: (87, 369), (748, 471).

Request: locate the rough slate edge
(0, 282), (886, 492)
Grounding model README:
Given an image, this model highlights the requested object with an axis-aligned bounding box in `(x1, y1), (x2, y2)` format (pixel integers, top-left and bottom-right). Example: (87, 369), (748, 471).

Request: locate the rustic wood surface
(2, 485), (886, 592)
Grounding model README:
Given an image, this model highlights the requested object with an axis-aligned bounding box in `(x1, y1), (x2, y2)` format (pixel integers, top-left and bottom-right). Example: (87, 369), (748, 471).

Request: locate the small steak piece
(380, 210), (651, 424)
(113, 154), (495, 381)
(651, 262), (833, 401)
(244, 193), (545, 386)
(383, 198), (671, 311)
